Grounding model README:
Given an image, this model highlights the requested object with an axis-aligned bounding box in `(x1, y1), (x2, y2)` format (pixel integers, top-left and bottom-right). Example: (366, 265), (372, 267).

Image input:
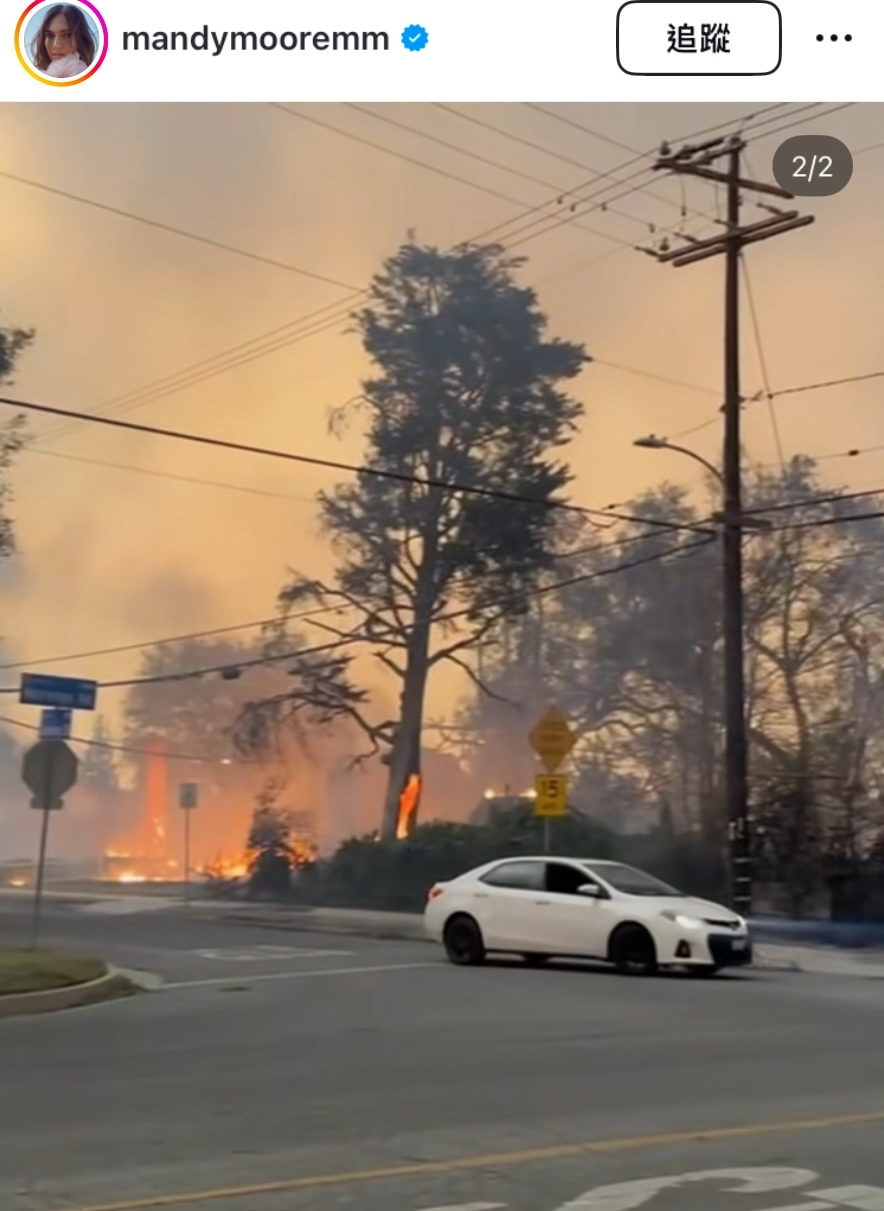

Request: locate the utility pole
(652, 135), (814, 919)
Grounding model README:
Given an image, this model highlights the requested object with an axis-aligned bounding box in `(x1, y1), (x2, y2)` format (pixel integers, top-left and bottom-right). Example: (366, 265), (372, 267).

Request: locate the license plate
(732, 938), (747, 950)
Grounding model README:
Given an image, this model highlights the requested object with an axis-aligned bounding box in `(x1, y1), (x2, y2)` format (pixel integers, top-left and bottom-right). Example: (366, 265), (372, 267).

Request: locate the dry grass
(0, 949), (106, 995)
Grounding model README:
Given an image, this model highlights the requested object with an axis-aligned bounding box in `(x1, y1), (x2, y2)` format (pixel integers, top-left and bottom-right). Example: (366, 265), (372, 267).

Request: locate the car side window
(480, 861), (546, 891)
(546, 862), (603, 896)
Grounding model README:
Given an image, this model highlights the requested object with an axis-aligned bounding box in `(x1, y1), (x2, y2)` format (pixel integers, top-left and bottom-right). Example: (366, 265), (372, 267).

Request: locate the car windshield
(582, 862), (683, 897)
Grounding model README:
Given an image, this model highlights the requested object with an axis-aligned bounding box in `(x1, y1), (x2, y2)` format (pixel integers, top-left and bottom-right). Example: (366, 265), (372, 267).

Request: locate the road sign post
(535, 774), (569, 853)
(179, 783), (198, 904)
(21, 740), (78, 947)
(20, 673), (97, 711)
(39, 708), (72, 740)
(529, 708), (576, 853)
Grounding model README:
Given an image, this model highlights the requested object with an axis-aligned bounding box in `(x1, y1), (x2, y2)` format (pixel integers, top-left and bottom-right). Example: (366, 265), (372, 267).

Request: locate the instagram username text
(122, 27), (391, 56)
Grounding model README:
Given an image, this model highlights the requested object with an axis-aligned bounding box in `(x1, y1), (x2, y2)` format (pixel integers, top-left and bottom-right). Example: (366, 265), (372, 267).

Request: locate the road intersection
(1, 899), (883, 1211)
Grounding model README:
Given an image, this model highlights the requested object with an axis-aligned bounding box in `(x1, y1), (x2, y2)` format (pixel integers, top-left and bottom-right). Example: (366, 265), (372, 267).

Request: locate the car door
(540, 862), (611, 957)
(473, 860), (547, 950)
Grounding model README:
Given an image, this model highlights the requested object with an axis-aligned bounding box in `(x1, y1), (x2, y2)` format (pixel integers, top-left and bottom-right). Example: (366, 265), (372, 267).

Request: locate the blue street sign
(20, 673), (98, 711)
(39, 708), (72, 740)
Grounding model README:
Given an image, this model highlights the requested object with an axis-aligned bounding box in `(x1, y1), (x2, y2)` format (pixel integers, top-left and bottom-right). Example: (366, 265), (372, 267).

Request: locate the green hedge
(296, 807), (620, 912)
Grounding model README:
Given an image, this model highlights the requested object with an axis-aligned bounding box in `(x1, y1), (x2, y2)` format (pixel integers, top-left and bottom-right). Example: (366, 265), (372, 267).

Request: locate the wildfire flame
(395, 774), (422, 840)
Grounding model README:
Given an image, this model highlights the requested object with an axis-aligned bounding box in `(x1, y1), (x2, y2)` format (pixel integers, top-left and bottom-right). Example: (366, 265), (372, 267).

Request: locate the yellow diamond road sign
(535, 774), (568, 817)
(529, 706), (576, 772)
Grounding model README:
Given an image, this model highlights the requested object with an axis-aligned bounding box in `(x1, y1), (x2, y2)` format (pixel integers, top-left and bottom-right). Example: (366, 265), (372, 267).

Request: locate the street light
(633, 436), (771, 529)
(633, 432), (762, 918)
(633, 435), (723, 485)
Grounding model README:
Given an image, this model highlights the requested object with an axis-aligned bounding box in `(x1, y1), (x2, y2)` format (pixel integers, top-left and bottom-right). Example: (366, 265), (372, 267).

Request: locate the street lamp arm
(633, 435), (724, 486)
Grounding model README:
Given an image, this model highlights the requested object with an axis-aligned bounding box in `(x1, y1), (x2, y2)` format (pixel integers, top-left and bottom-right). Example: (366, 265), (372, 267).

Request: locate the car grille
(704, 917), (740, 929)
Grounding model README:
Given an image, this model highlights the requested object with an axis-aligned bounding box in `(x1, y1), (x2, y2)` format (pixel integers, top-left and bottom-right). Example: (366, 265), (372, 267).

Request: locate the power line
(26, 356), (725, 495)
(748, 103), (856, 142)
(740, 253), (786, 468)
(771, 509), (884, 533)
(434, 102), (716, 230)
(35, 103), (792, 447)
(0, 392), (713, 536)
(0, 533), (716, 699)
(272, 103), (641, 252)
(522, 103), (652, 155)
(0, 714), (275, 765)
(466, 104), (835, 257)
(0, 525), (684, 681)
(592, 359), (719, 397)
(346, 102), (677, 242)
(11, 479), (874, 690)
(666, 367), (884, 444)
(24, 446), (319, 505)
(35, 173), (664, 446)
(0, 603), (343, 673)
(0, 169), (359, 291)
(745, 486), (884, 516)
(773, 369), (884, 398)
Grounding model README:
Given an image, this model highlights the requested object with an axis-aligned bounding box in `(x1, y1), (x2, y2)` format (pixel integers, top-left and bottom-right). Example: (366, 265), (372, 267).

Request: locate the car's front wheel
(443, 914), (486, 966)
(609, 923), (658, 975)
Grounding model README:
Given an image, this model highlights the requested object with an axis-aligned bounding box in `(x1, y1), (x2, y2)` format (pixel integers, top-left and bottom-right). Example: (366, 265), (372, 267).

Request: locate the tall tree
(0, 317), (33, 560)
(463, 457), (884, 880)
(259, 241), (588, 838)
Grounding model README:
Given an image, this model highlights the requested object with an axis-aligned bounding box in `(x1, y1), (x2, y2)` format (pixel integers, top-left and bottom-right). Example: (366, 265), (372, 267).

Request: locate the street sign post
(535, 774), (568, 818)
(21, 739), (78, 946)
(529, 706), (576, 773)
(179, 783), (198, 809)
(20, 673), (97, 711)
(530, 707), (576, 851)
(39, 708), (72, 740)
(179, 783), (199, 903)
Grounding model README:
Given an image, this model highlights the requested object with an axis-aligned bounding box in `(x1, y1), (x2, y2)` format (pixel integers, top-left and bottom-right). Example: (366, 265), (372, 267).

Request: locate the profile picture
(15, 0), (107, 86)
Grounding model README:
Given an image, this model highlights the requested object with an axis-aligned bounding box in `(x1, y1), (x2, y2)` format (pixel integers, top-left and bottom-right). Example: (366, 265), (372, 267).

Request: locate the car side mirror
(577, 883), (602, 898)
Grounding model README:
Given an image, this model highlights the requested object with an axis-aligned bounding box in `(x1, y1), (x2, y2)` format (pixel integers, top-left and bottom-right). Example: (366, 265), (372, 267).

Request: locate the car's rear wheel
(522, 953), (549, 967)
(443, 914), (486, 966)
(609, 923), (658, 975)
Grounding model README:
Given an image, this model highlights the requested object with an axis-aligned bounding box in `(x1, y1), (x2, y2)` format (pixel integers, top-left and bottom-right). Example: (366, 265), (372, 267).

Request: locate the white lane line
(192, 947), (352, 961)
(753, 1204), (830, 1210)
(808, 1188), (884, 1209)
(164, 961), (438, 989)
(420, 1203), (506, 1210)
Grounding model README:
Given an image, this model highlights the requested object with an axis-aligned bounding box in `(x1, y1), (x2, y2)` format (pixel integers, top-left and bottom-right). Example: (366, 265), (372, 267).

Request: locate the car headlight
(661, 910), (704, 930)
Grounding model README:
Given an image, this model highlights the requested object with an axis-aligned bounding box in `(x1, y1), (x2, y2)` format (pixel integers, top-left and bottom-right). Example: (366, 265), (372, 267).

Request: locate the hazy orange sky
(0, 101), (881, 753)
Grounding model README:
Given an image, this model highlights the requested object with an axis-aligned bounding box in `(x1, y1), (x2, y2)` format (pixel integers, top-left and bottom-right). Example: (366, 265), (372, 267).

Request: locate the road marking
(192, 947), (351, 961)
(422, 1204), (506, 1210)
(163, 961), (437, 989)
(752, 1205), (830, 1211)
(808, 1188), (884, 1209)
(553, 1168), (819, 1209)
(62, 1110), (884, 1211)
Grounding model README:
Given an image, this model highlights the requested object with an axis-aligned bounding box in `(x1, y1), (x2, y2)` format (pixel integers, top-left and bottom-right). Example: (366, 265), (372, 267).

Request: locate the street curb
(113, 964), (164, 991)
(0, 965), (116, 1019)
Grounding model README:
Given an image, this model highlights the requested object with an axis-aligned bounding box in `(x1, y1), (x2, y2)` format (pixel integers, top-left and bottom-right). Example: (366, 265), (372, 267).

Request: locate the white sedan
(424, 856), (751, 975)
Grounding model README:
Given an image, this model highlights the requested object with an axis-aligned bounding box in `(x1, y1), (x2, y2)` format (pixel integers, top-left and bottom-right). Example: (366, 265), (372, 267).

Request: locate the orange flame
(395, 773), (422, 840)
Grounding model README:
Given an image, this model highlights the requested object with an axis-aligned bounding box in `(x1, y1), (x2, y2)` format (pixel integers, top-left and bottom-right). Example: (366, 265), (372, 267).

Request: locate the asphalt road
(1, 900), (884, 1211)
